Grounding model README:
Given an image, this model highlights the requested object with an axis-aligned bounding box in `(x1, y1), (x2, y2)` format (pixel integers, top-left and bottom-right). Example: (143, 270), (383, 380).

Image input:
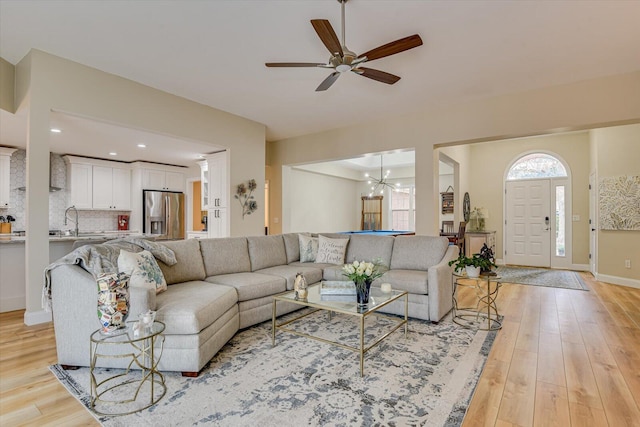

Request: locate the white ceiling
(1, 0), (639, 164)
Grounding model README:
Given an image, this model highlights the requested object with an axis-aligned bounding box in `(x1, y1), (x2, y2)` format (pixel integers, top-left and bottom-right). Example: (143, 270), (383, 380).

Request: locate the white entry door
(505, 179), (551, 267)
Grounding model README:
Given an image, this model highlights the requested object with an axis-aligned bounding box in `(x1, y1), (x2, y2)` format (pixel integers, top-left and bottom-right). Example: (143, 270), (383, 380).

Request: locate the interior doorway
(504, 152), (572, 268)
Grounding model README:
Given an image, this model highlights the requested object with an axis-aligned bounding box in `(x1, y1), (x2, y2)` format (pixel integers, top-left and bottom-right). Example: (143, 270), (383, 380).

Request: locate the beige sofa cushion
(381, 269), (429, 295)
(390, 236), (449, 271)
(200, 237), (251, 276)
(155, 281), (238, 335)
(345, 234), (395, 267)
(247, 235), (287, 271)
(205, 272), (286, 302)
(256, 265), (324, 290)
(282, 233), (302, 264)
(158, 239), (206, 284)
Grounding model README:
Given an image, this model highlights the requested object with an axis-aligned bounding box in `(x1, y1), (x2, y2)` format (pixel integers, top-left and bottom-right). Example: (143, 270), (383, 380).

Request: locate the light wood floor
(1, 273), (639, 426)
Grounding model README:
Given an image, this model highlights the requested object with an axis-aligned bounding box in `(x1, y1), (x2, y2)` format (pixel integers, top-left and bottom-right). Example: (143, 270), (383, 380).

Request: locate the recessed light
(137, 144), (146, 148)
(109, 152), (117, 156)
(198, 155), (205, 159)
(50, 128), (62, 133)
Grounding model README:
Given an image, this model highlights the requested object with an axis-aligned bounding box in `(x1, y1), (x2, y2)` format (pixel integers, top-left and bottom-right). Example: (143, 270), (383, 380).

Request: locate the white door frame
(589, 172), (598, 275)
(503, 151), (572, 269)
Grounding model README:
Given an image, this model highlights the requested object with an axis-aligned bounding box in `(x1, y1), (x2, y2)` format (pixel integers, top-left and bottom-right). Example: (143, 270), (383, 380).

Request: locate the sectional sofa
(49, 233), (458, 376)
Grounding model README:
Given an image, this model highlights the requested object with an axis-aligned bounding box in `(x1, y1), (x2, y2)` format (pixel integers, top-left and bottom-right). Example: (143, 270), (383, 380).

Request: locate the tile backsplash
(3, 149), (130, 232)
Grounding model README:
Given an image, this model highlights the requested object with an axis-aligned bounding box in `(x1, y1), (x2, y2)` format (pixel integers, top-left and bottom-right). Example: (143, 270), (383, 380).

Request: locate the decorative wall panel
(598, 175), (640, 230)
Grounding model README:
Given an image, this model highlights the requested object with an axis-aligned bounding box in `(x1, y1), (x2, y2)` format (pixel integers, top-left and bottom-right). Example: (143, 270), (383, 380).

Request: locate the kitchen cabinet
(197, 160), (209, 209)
(92, 166), (131, 210)
(206, 152), (228, 208)
(65, 156), (131, 210)
(67, 162), (93, 209)
(0, 151), (13, 208)
(207, 207), (228, 238)
(187, 231), (208, 240)
(142, 168), (185, 192)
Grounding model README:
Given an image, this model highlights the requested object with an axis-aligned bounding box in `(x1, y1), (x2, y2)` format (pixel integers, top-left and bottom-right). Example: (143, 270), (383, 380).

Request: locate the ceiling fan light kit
(266, 0), (422, 91)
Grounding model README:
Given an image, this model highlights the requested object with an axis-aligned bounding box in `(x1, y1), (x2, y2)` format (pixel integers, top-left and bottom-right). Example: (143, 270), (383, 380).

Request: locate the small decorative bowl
(138, 310), (156, 329)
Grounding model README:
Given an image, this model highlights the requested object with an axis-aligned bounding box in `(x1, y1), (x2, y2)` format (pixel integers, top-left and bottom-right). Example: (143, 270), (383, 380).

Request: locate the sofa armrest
(427, 245), (459, 322)
(50, 264), (156, 367)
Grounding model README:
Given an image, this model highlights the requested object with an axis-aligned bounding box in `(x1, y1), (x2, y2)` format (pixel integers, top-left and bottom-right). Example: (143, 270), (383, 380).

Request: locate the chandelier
(365, 155), (400, 197)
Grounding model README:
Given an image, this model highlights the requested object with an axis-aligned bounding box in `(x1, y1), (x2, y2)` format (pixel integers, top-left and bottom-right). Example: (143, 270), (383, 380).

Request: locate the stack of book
(320, 281), (356, 301)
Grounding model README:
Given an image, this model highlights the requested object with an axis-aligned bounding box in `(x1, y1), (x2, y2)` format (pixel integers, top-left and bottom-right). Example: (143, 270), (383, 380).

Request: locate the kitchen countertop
(0, 231), (145, 244)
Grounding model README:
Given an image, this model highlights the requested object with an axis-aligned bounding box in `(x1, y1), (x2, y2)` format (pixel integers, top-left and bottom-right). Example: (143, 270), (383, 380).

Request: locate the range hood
(17, 154), (64, 192)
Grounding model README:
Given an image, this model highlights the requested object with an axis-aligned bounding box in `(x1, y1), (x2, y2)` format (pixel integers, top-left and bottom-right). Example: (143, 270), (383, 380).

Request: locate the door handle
(544, 216), (550, 231)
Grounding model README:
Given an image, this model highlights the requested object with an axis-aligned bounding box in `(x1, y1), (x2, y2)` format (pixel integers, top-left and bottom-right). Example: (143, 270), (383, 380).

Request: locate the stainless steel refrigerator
(143, 190), (185, 240)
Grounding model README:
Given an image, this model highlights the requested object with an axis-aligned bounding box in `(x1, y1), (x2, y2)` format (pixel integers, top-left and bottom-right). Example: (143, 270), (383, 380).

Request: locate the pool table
(339, 230), (416, 237)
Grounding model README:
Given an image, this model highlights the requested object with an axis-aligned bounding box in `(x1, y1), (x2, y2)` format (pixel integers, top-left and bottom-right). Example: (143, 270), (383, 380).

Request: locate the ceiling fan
(265, 0), (423, 92)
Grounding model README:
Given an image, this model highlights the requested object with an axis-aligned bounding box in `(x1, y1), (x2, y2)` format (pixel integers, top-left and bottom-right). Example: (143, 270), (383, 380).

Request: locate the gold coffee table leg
(360, 316), (365, 377)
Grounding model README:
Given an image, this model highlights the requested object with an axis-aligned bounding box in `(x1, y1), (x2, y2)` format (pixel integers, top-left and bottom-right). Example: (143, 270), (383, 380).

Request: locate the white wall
(288, 168), (358, 232)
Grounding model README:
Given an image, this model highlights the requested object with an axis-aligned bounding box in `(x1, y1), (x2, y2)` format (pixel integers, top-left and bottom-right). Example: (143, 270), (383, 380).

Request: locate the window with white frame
(390, 186), (415, 231)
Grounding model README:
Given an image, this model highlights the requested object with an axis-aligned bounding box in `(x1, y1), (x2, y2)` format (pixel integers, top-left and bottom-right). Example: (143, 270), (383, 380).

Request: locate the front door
(505, 179), (551, 267)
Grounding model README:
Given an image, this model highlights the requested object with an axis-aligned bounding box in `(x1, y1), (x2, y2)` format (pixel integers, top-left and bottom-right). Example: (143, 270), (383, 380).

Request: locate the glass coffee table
(272, 283), (408, 376)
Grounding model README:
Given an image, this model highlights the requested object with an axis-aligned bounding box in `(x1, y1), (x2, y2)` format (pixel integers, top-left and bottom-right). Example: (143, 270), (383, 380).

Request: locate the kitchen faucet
(64, 205), (79, 236)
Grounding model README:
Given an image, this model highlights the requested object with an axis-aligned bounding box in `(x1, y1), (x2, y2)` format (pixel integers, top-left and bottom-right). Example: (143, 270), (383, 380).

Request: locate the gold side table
(89, 321), (166, 416)
(452, 273), (502, 331)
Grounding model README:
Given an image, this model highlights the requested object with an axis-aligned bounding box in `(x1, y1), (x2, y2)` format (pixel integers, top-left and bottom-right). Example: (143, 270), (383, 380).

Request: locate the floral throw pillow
(117, 249), (168, 294)
(298, 234), (319, 263)
(315, 235), (349, 265)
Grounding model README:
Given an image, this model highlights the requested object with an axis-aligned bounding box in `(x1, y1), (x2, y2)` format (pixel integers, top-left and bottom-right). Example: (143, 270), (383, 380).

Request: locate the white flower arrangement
(342, 260), (385, 285)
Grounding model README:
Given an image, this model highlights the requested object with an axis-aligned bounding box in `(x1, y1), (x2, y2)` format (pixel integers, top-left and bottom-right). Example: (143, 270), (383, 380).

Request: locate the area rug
(50, 310), (497, 426)
(496, 266), (588, 290)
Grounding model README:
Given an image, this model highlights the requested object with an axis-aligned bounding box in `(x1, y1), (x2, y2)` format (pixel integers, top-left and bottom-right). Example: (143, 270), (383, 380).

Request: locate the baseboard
(0, 296), (26, 313)
(571, 264), (590, 271)
(595, 274), (640, 289)
(24, 309), (52, 325)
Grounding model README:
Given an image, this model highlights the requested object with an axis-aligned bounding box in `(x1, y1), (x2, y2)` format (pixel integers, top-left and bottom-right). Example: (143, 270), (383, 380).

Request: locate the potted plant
(448, 244), (496, 278)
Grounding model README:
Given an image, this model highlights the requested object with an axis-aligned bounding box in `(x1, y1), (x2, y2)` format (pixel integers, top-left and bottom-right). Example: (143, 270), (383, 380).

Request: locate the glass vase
(355, 278), (372, 309)
(96, 272), (130, 335)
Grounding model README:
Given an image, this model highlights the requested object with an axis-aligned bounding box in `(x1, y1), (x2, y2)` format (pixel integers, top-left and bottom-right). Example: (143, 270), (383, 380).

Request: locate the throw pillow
(117, 249), (168, 294)
(315, 235), (349, 265)
(299, 234), (319, 263)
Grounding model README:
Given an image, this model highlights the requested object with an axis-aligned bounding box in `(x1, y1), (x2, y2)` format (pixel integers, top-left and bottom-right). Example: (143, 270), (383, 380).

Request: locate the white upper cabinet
(207, 151), (228, 208)
(67, 162), (93, 209)
(0, 152), (12, 208)
(142, 168), (185, 192)
(65, 156), (131, 210)
(165, 171), (185, 192)
(197, 160), (209, 209)
(92, 165), (131, 210)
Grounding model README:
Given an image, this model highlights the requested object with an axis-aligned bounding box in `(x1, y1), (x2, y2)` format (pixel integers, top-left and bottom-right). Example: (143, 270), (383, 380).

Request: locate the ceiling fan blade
(356, 67), (401, 85)
(358, 34), (423, 62)
(265, 62), (326, 67)
(316, 72), (340, 92)
(311, 19), (343, 57)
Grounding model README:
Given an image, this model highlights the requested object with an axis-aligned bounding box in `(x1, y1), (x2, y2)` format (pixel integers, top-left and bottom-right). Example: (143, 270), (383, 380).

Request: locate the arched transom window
(507, 153), (567, 180)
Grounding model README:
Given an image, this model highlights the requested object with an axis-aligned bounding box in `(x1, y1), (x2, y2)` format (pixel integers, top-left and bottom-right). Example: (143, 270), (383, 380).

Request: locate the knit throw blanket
(42, 238), (177, 311)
